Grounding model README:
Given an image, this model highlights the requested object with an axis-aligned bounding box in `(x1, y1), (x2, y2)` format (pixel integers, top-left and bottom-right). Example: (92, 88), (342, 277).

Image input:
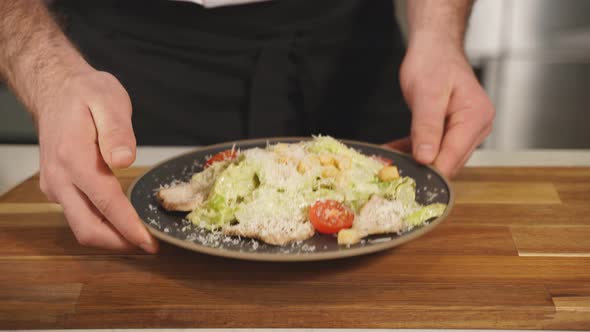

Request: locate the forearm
(399, 1), (494, 177)
(0, 1), (91, 115)
(406, 0), (474, 49)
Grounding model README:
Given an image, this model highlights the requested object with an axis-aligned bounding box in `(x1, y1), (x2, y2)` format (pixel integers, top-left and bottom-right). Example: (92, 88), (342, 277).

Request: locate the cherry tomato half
(204, 149), (238, 168)
(309, 200), (354, 234)
(370, 155), (393, 166)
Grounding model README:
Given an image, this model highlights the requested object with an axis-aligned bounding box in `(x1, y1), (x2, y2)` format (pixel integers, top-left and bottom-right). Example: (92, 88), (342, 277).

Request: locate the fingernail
(416, 144), (435, 162)
(140, 242), (157, 253)
(111, 147), (133, 166)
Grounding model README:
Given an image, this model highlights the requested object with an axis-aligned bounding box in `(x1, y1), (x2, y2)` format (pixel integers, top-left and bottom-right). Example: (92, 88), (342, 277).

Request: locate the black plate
(127, 138), (454, 261)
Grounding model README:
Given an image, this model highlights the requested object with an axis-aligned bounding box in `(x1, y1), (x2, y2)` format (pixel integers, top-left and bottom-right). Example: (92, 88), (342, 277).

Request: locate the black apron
(52, 0), (410, 145)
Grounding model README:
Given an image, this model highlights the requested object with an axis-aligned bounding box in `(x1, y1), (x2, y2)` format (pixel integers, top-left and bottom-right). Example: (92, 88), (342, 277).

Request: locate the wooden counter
(1, 167), (589, 329)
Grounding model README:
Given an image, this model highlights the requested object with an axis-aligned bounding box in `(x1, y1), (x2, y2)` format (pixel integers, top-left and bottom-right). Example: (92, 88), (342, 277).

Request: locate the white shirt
(175, 0), (271, 8)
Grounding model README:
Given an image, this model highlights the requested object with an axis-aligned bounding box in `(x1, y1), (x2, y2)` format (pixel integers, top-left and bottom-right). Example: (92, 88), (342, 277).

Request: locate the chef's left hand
(386, 34), (495, 178)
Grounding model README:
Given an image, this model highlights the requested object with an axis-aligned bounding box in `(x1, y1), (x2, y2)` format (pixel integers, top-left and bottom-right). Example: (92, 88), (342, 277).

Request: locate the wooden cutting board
(1, 167), (590, 329)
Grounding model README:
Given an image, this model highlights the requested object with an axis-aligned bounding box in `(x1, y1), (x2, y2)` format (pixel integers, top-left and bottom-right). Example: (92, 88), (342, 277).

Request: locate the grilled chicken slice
(156, 183), (206, 212)
(157, 161), (230, 212)
(338, 196), (406, 245)
(223, 219), (315, 246)
(224, 190), (315, 246)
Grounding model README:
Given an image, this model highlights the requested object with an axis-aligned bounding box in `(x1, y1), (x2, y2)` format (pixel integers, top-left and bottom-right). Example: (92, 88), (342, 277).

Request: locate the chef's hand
(36, 69), (158, 253)
(387, 35), (495, 178)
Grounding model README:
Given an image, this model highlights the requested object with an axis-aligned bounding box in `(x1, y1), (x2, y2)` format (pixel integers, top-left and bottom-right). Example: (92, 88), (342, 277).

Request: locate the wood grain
(0, 212), (67, 228)
(553, 297), (590, 312)
(0, 203), (62, 213)
(449, 203), (590, 226)
(0, 166), (589, 329)
(0, 227), (143, 256)
(0, 283), (82, 329)
(546, 283), (590, 296)
(0, 179), (50, 203)
(455, 167), (590, 182)
(554, 182), (590, 204)
(393, 225), (518, 256)
(0, 283), (82, 312)
(511, 226), (590, 256)
(70, 281), (554, 329)
(454, 182), (561, 204)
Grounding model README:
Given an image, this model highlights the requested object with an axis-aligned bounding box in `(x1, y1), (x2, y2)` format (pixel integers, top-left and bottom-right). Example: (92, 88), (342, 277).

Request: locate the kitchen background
(2, 0), (590, 149)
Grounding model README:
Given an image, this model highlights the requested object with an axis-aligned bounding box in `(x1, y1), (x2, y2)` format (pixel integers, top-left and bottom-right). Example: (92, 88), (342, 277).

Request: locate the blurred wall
(473, 0), (590, 149)
(0, 84), (35, 143)
(397, 0), (590, 150)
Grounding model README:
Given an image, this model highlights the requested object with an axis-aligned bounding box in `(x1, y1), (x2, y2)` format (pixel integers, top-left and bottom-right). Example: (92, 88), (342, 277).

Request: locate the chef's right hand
(36, 69), (158, 253)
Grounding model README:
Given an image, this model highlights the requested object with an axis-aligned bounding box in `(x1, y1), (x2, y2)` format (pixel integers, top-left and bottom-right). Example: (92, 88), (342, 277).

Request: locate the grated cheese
(156, 136), (447, 249)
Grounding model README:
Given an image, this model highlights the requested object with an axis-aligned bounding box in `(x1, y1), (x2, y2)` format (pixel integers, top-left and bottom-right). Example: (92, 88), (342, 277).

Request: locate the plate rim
(127, 136), (455, 262)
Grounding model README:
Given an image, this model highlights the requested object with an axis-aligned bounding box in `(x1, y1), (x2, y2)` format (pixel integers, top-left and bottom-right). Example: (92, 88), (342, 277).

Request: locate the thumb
(407, 87), (450, 164)
(88, 86), (136, 169)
